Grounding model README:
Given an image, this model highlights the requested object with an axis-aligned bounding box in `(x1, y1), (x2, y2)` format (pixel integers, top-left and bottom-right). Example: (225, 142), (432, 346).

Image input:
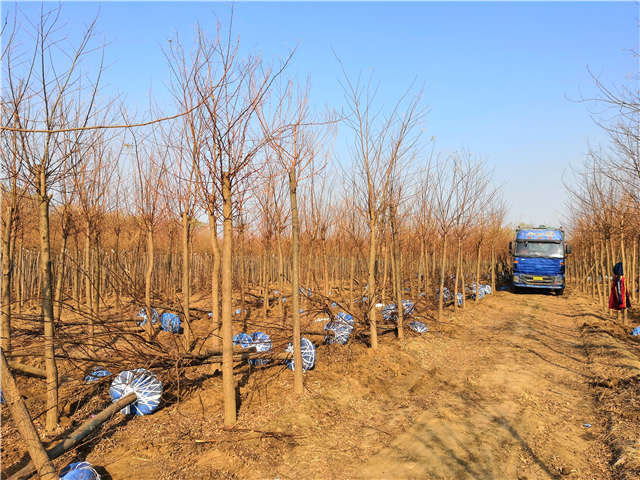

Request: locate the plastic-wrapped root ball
(381, 303), (396, 321)
(401, 299), (415, 315)
(299, 287), (312, 297)
(136, 307), (159, 327)
(631, 326), (640, 336)
(436, 287), (451, 301)
(159, 312), (181, 333)
(285, 337), (316, 371)
(232, 333), (252, 348)
(324, 312), (354, 345)
(250, 331), (272, 366)
(84, 367), (111, 383)
(409, 321), (429, 334)
(456, 293), (464, 306)
(109, 368), (162, 416)
(59, 461), (101, 480)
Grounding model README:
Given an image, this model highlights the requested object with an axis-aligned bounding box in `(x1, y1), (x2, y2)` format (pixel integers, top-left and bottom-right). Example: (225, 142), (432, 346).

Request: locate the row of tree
(565, 56), (639, 322)
(0, 8), (508, 467)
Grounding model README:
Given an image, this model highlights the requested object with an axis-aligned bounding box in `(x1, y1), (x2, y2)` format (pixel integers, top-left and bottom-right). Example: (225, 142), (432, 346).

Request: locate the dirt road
(359, 290), (624, 480)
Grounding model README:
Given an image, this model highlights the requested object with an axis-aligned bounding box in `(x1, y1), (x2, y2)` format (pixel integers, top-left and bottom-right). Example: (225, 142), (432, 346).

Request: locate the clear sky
(2, 1), (637, 227)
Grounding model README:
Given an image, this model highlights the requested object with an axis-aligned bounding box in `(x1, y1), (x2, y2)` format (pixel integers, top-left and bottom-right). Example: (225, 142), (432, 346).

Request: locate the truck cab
(510, 226), (571, 295)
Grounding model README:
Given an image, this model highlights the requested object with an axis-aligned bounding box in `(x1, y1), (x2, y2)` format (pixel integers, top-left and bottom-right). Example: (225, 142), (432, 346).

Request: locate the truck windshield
(515, 241), (563, 258)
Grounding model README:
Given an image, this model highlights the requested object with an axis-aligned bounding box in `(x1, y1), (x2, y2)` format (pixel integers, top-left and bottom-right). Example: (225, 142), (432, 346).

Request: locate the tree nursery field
(1, 3), (638, 480)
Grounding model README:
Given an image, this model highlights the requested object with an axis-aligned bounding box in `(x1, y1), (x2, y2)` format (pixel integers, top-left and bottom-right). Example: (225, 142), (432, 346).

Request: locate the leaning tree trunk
(367, 217), (378, 349)
(38, 170), (59, 434)
(288, 166), (304, 395)
(221, 172), (236, 427)
(1, 349), (57, 479)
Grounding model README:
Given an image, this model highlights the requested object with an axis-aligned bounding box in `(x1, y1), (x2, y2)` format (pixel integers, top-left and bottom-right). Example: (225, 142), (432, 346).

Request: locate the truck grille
(520, 274), (554, 285)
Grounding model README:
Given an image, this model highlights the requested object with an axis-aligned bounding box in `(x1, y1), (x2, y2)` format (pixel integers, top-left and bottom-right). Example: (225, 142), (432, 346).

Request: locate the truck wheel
(556, 289), (564, 296)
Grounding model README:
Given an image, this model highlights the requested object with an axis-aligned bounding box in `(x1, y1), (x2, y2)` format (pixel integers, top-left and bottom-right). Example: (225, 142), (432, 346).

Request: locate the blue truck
(510, 226), (571, 295)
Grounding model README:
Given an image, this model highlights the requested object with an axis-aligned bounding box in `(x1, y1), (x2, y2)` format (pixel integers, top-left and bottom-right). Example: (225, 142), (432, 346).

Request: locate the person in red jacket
(609, 262), (632, 310)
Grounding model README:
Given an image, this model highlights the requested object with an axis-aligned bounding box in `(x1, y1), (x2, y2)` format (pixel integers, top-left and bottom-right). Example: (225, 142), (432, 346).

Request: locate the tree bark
(288, 166), (304, 394)
(144, 228), (155, 339)
(490, 244), (496, 295)
(38, 168), (59, 434)
(454, 237), (461, 311)
(54, 231), (68, 323)
(475, 242), (481, 303)
(367, 219), (378, 349)
(209, 212), (221, 351)
(221, 172), (236, 426)
(391, 208), (404, 340)
(438, 234), (447, 321)
(1, 194), (14, 353)
(182, 212), (194, 349)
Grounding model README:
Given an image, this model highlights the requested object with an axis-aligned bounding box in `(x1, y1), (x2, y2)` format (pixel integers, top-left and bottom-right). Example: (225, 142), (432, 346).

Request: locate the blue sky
(2, 1), (637, 227)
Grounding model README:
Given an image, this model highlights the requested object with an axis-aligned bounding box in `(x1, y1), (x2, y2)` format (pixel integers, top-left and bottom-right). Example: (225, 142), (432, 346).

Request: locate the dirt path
(360, 291), (612, 479)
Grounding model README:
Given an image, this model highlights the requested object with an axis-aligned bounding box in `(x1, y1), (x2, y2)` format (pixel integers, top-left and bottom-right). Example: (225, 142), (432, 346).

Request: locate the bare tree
(3, 4), (105, 432)
(340, 67), (423, 348)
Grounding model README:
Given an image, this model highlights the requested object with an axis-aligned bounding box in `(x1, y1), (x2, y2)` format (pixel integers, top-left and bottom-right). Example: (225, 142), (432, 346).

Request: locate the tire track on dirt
(360, 291), (611, 479)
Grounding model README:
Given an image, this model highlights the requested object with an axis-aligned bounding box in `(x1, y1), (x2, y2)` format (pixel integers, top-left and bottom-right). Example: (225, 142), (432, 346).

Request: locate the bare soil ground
(2, 288), (639, 479)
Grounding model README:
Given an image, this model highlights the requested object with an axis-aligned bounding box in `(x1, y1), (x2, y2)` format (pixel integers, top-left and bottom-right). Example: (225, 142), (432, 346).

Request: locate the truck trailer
(510, 226), (571, 295)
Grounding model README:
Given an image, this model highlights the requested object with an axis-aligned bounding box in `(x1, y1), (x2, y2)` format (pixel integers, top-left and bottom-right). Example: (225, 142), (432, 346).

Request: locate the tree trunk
(209, 212), (221, 351)
(438, 234), (447, 321)
(389, 241), (396, 301)
(54, 232), (68, 322)
(288, 167), (304, 394)
(84, 228), (94, 339)
(391, 209), (403, 340)
(599, 238), (606, 311)
(367, 218), (378, 349)
(490, 244), (496, 295)
(1, 196), (14, 353)
(182, 212), (194, 349)
(239, 221), (246, 329)
(144, 228), (155, 339)
(349, 254), (355, 310)
(276, 231), (284, 317)
(38, 172), (59, 434)
(620, 229), (627, 324)
(475, 242), (481, 303)
(92, 238), (100, 321)
(0, 349), (57, 480)
(322, 237), (329, 297)
(632, 236), (638, 303)
(221, 172), (236, 426)
(454, 237), (461, 312)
